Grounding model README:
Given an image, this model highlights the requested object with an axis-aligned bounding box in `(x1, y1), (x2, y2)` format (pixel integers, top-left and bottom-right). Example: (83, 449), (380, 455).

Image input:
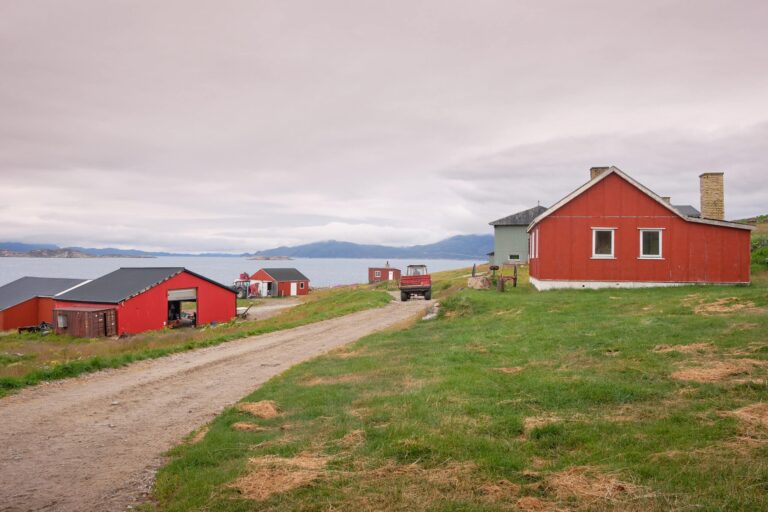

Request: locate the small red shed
(53, 267), (236, 336)
(0, 277), (87, 331)
(249, 268), (310, 297)
(368, 265), (401, 284)
(527, 167), (754, 289)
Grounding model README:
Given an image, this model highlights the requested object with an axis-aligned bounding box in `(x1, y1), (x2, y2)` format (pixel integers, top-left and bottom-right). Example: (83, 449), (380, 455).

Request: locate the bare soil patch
(238, 400), (280, 418)
(516, 496), (558, 510)
(653, 342), (714, 353)
(230, 453), (328, 500)
(671, 359), (767, 383)
(547, 466), (648, 503)
(339, 429), (365, 448)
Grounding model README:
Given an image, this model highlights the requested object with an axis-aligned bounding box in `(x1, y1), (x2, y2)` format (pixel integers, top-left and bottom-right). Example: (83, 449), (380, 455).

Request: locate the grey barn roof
(261, 268), (309, 282)
(55, 267), (233, 304)
(672, 204), (701, 218)
(489, 205), (549, 226)
(0, 277), (87, 311)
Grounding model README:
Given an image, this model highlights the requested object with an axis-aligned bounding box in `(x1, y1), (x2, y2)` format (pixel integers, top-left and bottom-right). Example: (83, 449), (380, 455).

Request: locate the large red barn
(53, 267), (236, 336)
(249, 268), (310, 297)
(0, 277), (87, 331)
(527, 167), (754, 289)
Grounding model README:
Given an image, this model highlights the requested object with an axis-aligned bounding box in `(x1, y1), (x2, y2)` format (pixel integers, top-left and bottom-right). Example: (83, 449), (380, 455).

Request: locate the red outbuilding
(527, 167), (754, 290)
(0, 277), (87, 331)
(53, 267), (236, 336)
(249, 268), (310, 297)
(368, 265), (401, 284)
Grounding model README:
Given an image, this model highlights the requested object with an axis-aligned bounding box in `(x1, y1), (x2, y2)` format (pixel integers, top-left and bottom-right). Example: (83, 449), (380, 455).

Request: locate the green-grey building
(488, 205), (548, 266)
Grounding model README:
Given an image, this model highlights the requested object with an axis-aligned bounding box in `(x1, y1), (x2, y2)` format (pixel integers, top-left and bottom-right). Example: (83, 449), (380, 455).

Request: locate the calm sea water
(0, 257), (479, 288)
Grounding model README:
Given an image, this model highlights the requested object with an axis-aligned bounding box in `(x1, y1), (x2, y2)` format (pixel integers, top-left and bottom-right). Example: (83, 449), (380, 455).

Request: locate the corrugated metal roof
(489, 205), (549, 226)
(672, 204), (701, 218)
(260, 268), (310, 282)
(55, 267), (186, 303)
(0, 277), (87, 311)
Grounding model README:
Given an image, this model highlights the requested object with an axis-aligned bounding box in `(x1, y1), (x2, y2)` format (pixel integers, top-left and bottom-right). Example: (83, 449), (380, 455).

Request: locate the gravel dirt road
(0, 298), (430, 512)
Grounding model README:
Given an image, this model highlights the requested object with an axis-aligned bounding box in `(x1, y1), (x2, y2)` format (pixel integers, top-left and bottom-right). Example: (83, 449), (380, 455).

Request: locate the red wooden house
(249, 268), (310, 297)
(0, 277), (87, 331)
(527, 167), (754, 289)
(368, 264), (401, 284)
(53, 267), (236, 336)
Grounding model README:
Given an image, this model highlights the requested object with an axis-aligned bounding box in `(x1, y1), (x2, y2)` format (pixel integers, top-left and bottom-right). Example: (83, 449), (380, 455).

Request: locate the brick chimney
(699, 172), (724, 220)
(590, 166), (610, 180)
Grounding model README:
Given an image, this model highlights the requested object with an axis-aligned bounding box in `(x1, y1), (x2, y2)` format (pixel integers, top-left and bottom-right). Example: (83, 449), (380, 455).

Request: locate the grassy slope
(0, 288), (391, 396)
(150, 270), (768, 511)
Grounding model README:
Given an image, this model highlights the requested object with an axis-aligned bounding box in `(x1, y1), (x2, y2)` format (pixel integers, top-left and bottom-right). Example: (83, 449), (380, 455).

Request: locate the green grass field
(148, 269), (768, 511)
(0, 287), (392, 396)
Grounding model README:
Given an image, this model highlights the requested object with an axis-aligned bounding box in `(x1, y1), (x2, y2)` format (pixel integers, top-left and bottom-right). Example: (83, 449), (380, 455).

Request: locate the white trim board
(529, 277), (750, 291)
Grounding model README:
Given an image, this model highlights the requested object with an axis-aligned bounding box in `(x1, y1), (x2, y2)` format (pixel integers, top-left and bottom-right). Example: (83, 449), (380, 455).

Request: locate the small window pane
(594, 230), (613, 255)
(642, 231), (660, 256)
(509, 254), (520, 260)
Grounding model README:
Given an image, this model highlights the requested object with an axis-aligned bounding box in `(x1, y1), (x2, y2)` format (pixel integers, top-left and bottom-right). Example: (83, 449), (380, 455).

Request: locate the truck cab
(399, 264), (432, 301)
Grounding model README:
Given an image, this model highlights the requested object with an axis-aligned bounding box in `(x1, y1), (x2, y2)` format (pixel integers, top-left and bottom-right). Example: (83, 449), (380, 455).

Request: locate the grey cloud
(0, 1), (766, 252)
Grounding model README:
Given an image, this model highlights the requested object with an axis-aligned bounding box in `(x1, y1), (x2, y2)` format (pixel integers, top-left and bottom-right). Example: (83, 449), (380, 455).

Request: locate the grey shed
(488, 205), (548, 266)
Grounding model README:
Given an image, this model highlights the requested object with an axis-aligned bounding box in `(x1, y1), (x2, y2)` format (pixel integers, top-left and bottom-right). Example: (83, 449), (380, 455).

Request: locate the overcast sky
(1, 0), (766, 253)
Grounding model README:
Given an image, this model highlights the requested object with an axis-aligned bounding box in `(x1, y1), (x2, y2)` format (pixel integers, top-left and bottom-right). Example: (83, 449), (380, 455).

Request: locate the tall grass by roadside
(0, 288), (392, 396)
(149, 270), (768, 511)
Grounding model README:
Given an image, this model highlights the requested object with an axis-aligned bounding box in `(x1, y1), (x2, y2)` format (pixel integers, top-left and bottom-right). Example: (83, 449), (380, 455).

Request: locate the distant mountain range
(0, 234), (493, 260)
(250, 235), (493, 260)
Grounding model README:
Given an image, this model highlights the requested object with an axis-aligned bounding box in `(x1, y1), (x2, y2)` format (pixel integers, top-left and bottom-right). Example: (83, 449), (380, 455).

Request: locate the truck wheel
(401, 292), (409, 302)
(236, 286), (247, 299)
(424, 290), (432, 300)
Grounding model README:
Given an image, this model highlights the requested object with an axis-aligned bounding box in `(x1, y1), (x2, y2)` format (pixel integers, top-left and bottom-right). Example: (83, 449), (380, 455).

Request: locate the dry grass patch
(494, 366), (524, 374)
(547, 466), (650, 504)
(690, 297), (761, 315)
(728, 403), (768, 430)
(671, 359), (767, 383)
(523, 415), (562, 436)
(653, 342), (714, 353)
(237, 400), (280, 418)
(338, 429), (365, 448)
(232, 422), (269, 432)
(188, 426), (208, 444)
(301, 374), (365, 386)
(230, 453), (328, 501)
(516, 496), (559, 511)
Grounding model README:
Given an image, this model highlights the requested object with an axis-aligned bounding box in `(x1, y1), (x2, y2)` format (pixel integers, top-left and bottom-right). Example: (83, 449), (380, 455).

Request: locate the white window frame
(591, 228), (616, 259)
(535, 228), (539, 258)
(300, 282), (305, 289)
(638, 228), (664, 259)
(374, 270), (381, 278)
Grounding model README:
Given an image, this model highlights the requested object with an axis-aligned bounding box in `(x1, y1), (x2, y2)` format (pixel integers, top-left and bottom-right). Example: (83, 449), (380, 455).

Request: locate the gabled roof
(528, 167), (754, 232)
(55, 267), (234, 304)
(0, 277), (88, 311)
(672, 204), (701, 218)
(490, 205), (548, 226)
(258, 268), (309, 282)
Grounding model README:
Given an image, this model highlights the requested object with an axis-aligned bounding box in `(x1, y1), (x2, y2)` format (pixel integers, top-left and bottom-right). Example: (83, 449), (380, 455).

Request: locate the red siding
(368, 267), (401, 283)
(0, 298), (41, 330)
(250, 269), (309, 296)
(54, 271), (236, 335)
(530, 173), (751, 284)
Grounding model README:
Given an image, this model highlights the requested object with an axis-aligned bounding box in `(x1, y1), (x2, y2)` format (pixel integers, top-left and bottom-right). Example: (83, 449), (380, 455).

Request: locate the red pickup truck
(399, 264), (432, 301)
